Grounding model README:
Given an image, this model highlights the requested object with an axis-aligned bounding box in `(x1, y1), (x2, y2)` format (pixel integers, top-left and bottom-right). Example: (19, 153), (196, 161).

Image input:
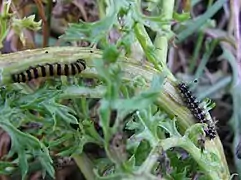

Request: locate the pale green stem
(154, 0), (175, 63)
(97, 0), (106, 19)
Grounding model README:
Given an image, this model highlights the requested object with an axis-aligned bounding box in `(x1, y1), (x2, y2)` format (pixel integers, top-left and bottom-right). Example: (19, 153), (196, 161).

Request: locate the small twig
(33, 0), (49, 47)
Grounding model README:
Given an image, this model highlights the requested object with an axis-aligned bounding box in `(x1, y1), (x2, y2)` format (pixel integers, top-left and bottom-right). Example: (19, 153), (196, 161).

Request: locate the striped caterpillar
(177, 82), (217, 140)
(11, 59), (86, 83)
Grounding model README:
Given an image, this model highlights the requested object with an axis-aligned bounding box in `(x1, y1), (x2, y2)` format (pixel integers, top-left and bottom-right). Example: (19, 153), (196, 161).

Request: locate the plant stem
(73, 153), (96, 180)
(189, 32), (205, 73)
(154, 0), (175, 64)
(194, 40), (218, 81)
(98, 0), (106, 19)
(133, 23), (176, 80)
(134, 23), (162, 71)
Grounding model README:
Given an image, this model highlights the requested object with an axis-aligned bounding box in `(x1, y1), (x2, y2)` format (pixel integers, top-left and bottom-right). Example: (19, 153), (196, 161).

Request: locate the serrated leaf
(158, 118), (181, 137)
(125, 118), (143, 131)
(12, 15), (42, 30)
(0, 119), (54, 179)
(43, 101), (78, 125)
(37, 146), (55, 177)
(61, 15), (116, 44)
(12, 15), (41, 45)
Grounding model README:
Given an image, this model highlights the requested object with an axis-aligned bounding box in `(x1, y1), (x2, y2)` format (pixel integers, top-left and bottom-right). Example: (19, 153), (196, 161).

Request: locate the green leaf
(0, 118), (54, 179)
(12, 15), (42, 30)
(173, 12), (191, 22)
(43, 100), (78, 125)
(0, 161), (14, 175)
(134, 140), (151, 166)
(18, 150), (28, 179)
(61, 16), (116, 44)
(158, 118), (181, 137)
(103, 45), (120, 63)
(12, 15), (41, 45)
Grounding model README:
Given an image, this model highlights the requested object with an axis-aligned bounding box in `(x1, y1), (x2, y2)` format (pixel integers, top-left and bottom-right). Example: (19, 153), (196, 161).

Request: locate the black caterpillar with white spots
(177, 82), (217, 140)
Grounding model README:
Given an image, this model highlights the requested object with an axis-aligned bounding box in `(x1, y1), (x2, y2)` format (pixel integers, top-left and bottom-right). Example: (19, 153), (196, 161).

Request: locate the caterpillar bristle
(177, 82), (217, 140)
(12, 59), (86, 83)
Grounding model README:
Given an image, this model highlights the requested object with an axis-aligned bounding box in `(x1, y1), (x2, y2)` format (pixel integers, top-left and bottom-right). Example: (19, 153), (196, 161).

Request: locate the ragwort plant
(0, 0), (230, 180)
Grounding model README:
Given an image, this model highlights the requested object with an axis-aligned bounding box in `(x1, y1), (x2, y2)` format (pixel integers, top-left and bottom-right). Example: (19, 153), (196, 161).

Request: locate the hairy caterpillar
(11, 59), (86, 83)
(177, 82), (217, 140)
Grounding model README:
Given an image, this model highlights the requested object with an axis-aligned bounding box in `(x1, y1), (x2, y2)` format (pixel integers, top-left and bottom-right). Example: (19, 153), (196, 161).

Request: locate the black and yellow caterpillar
(11, 59), (86, 83)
